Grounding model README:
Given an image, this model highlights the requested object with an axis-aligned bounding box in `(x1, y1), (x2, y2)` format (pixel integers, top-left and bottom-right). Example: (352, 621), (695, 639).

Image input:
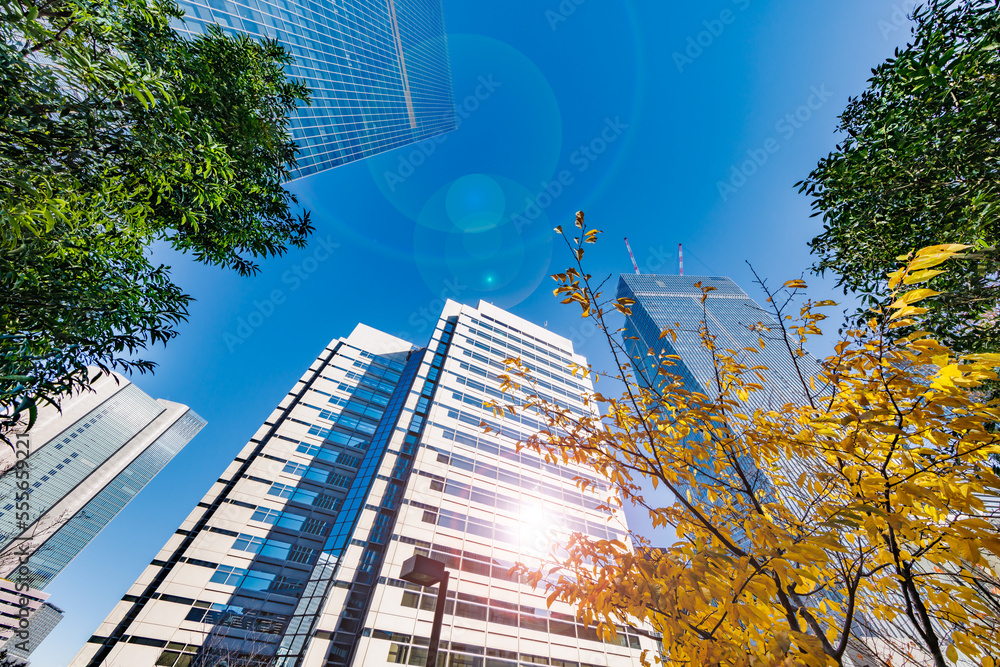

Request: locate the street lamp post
(399, 554), (450, 667)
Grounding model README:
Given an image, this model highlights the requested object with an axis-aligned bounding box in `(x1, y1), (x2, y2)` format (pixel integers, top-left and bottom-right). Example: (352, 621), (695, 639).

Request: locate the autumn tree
(498, 215), (1000, 667)
(1, 0), (312, 441)
(801, 0), (1000, 355)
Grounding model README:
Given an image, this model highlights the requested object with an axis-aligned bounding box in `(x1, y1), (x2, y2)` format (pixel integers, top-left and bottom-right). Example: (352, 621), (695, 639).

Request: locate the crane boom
(624, 237), (640, 274)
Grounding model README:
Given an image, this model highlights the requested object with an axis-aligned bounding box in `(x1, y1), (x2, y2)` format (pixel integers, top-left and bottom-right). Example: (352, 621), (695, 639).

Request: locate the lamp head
(399, 554), (446, 587)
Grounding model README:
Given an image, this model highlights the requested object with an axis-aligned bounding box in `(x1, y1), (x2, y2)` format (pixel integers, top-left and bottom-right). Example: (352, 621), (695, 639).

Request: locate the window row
(425, 474), (621, 542)
(461, 331), (579, 385)
(456, 348), (585, 403)
(449, 370), (583, 416)
(263, 480), (343, 509)
(231, 533), (316, 564)
(398, 589), (641, 649)
(441, 406), (562, 454)
(209, 564), (305, 596)
(467, 315), (571, 363)
(183, 603), (288, 635)
(432, 424), (606, 491)
(377, 631), (620, 667)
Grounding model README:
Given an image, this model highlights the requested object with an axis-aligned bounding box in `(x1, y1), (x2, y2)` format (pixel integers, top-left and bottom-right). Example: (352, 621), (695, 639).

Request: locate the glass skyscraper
(616, 274), (921, 665)
(172, 0), (457, 179)
(72, 303), (656, 667)
(3, 600), (64, 661)
(0, 577), (48, 656)
(616, 273), (822, 410)
(615, 273), (826, 513)
(0, 372), (207, 590)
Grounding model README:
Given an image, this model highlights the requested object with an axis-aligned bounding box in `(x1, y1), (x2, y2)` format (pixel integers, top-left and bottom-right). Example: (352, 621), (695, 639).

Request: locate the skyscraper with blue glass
(0, 372), (206, 590)
(615, 273), (826, 537)
(172, 0), (456, 179)
(71, 305), (655, 667)
(0, 373), (204, 662)
(616, 275), (921, 664)
(616, 273), (822, 411)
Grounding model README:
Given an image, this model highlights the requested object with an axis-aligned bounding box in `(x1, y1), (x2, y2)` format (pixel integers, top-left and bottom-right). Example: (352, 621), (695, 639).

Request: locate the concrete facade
(72, 303), (655, 667)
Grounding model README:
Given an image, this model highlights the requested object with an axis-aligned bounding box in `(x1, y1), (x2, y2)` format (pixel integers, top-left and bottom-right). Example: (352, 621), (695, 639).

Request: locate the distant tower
(0, 372), (205, 589)
(616, 274), (820, 406)
(1, 598), (64, 661)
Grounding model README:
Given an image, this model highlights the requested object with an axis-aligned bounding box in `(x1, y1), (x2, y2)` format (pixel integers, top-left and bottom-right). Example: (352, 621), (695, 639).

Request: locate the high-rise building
(614, 273), (820, 516)
(172, 0), (457, 179)
(616, 274), (926, 666)
(0, 577), (48, 660)
(0, 372), (207, 590)
(2, 600), (64, 662)
(71, 303), (655, 667)
(616, 273), (821, 410)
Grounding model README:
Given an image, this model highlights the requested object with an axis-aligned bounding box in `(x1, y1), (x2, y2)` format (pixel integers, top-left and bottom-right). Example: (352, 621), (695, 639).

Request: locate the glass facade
(615, 274), (825, 535)
(616, 274), (823, 410)
(23, 411), (207, 589)
(6, 601), (64, 659)
(0, 384), (165, 554)
(615, 276), (918, 652)
(73, 306), (655, 667)
(275, 345), (425, 663)
(172, 0), (457, 179)
(0, 380), (205, 592)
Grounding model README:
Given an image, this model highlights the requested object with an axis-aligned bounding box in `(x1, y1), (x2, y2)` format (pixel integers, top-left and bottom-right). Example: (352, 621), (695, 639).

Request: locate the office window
(210, 565), (246, 587)
(232, 534), (265, 553)
(251, 507), (281, 524)
(283, 462), (309, 476)
(268, 483), (295, 499)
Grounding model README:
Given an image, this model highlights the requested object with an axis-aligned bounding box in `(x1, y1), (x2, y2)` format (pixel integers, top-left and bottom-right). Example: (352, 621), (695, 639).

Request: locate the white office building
(72, 302), (655, 667)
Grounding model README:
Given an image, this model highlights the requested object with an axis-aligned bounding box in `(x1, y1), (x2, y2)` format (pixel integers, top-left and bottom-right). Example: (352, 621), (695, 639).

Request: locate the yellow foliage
(507, 225), (1000, 667)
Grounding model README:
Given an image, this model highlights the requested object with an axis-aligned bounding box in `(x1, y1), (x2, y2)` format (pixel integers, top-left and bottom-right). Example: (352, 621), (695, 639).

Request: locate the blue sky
(36, 2), (917, 664)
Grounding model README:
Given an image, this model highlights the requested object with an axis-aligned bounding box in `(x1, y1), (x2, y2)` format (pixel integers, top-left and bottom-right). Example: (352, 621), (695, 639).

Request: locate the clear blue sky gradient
(35, 2), (917, 664)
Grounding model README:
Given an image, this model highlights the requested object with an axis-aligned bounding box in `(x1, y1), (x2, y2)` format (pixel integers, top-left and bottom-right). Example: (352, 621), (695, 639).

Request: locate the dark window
(455, 601), (487, 622)
(488, 608), (518, 627)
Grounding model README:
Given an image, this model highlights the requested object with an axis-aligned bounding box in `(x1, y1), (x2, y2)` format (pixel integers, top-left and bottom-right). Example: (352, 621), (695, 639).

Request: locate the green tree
(800, 0), (1000, 354)
(1, 0), (313, 438)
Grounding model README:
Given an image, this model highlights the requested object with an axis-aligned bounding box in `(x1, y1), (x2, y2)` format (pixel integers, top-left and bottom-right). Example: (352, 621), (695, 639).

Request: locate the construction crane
(624, 237), (639, 274)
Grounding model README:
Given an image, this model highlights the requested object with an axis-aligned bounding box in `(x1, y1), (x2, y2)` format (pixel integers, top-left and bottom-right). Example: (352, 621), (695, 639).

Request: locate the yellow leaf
(902, 269), (946, 285)
(907, 253), (956, 271)
(889, 306), (928, 320)
(891, 289), (942, 307)
(931, 364), (962, 390)
(914, 243), (971, 255)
